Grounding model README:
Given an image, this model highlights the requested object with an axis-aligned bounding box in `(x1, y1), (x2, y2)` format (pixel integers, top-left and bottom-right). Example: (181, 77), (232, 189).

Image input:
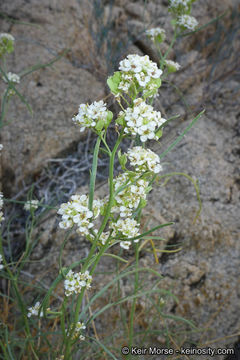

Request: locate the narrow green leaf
(0, 66), (33, 114)
(88, 136), (101, 211)
(41, 259), (86, 315)
(179, 11), (228, 38)
(102, 253), (128, 263)
(119, 222), (174, 242)
(107, 71), (121, 94)
(19, 49), (69, 78)
(0, 86), (9, 126)
(116, 114), (125, 126)
(105, 110), (113, 129)
(159, 110), (205, 160)
(95, 119), (105, 132)
(88, 288), (166, 324)
(155, 129), (163, 139)
(88, 337), (119, 360)
(80, 267), (162, 320)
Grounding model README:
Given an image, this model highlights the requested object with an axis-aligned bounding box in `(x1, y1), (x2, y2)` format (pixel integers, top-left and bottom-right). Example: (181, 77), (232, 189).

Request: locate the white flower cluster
(177, 15), (198, 31)
(3, 72), (20, 84)
(169, 0), (189, 11)
(0, 192), (4, 226)
(0, 33), (15, 56)
(27, 301), (43, 318)
(111, 218), (140, 250)
(89, 229), (110, 245)
(122, 98), (166, 142)
(117, 54), (162, 95)
(0, 33), (14, 42)
(0, 210), (4, 225)
(64, 270), (92, 297)
(0, 254), (4, 270)
(112, 172), (149, 217)
(72, 100), (109, 132)
(118, 73), (133, 93)
(146, 27), (166, 42)
(58, 194), (102, 235)
(98, 231), (110, 245)
(68, 322), (86, 341)
(24, 199), (39, 211)
(127, 147), (162, 174)
(165, 60), (181, 72)
(0, 193), (3, 209)
(119, 54), (162, 78)
(0, 144), (3, 151)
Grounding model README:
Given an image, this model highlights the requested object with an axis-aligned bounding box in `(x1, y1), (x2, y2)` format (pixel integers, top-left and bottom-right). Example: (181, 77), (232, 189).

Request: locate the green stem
(94, 130), (124, 240)
(128, 242), (139, 357)
(88, 136), (101, 212)
(60, 297), (68, 353)
(120, 94), (130, 107)
(0, 87), (10, 127)
(161, 30), (177, 70)
(16, 214), (35, 275)
(2, 55), (7, 74)
(159, 110), (205, 160)
(0, 235), (39, 358)
(100, 132), (111, 155)
(64, 130), (124, 358)
(154, 40), (164, 66)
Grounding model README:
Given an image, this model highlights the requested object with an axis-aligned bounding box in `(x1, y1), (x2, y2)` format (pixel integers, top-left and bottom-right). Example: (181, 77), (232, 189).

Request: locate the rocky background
(0, 0), (239, 359)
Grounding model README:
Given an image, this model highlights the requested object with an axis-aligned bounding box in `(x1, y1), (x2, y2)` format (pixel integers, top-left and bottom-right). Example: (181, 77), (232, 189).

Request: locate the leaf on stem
(107, 71), (121, 94)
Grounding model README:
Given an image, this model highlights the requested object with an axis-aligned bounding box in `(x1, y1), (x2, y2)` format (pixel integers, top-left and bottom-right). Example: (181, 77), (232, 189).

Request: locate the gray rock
(0, 0), (105, 194)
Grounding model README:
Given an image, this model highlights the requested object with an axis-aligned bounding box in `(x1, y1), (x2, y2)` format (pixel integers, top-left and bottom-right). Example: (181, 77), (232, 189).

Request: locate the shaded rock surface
(0, 0), (105, 194)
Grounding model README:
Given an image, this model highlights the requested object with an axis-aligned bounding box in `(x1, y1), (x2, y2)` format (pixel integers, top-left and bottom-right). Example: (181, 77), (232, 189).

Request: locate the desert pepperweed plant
(0, 1), (207, 359)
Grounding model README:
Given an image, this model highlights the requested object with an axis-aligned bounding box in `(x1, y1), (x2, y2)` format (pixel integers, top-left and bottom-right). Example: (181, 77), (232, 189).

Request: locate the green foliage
(107, 71), (121, 95)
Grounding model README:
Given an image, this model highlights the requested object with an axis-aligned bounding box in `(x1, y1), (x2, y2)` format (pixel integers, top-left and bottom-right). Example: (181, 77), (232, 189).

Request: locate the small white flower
(72, 100), (111, 132)
(169, 0), (189, 10)
(111, 218), (140, 241)
(76, 322), (86, 331)
(0, 33), (15, 56)
(0, 33), (14, 42)
(112, 172), (149, 218)
(0, 254), (4, 270)
(99, 231), (110, 245)
(27, 301), (43, 318)
(67, 322), (86, 341)
(165, 60), (181, 72)
(127, 147), (162, 174)
(0, 193), (4, 226)
(58, 194), (103, 235)
(120, 241), (131, 250)
(0, 211), (4, 226)
(0, 192), (4, 208)
(146, 27), (166, 42)
(135, 72), (151, 87)
(64, 270), (92, 297)
(177, 15), (198, 31)
(3, 72), (20, 84)
(117, 54), (162, 95)
(123, 98), (166, 142)
(24, 200), (39, 211)
(0, 144), (3, 151)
